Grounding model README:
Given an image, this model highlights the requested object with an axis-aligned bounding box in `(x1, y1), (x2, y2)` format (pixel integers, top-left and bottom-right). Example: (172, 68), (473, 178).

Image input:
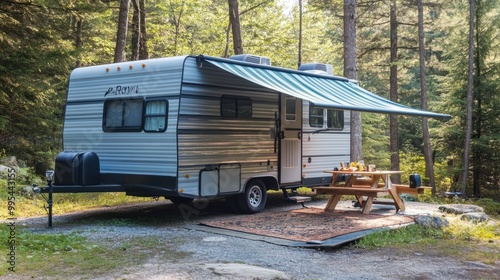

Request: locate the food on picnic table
(339, 161), (364, 171)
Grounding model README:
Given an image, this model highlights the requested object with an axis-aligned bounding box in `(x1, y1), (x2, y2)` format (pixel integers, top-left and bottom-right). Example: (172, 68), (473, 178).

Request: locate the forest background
(0, 0), (498, 199)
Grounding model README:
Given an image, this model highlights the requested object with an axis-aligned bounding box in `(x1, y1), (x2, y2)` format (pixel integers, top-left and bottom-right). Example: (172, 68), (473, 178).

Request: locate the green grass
(0, 179), (152, 219)
(355, 215), (500, 265)
(0, 226), (191, 277)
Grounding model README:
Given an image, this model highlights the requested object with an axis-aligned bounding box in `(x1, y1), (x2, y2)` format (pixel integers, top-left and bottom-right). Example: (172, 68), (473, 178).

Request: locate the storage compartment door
(219, 164), (241, 193)
(200, 169), (218, 196)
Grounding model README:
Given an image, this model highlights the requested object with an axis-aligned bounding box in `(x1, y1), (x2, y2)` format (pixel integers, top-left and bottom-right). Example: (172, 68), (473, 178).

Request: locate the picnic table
(312, 170), (406, 214)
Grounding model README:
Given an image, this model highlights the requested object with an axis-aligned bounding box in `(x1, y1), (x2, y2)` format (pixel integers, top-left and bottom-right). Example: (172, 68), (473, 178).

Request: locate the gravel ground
(6, 196), (500, 280)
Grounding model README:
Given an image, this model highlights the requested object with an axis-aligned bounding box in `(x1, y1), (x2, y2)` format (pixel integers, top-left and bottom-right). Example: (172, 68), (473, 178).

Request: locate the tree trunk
(460, 0), (475, 194)
(138, 0), (148, 59)
(298, 0), (303, 67)
(472, 0), (481, 197)
(417, 0), (436, 194)
(75, 18), (83, 68)
(130, 0), (140, 61)
(228, 0), (243, 55)
(114, 0), (130, 63)
(344, 0), (361, 162)
(389, 0), (400, 181)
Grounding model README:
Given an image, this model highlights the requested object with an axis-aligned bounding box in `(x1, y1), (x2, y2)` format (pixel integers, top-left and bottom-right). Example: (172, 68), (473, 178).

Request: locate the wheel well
(246, 176), (278, 191)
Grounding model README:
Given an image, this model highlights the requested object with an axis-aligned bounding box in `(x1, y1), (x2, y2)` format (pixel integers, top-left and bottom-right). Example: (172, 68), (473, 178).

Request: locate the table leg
(329, 173), (339, 187)
(388, 185), (405, 212)
(325, 194), (342, 211)
(362, 196), (375, 214)
(355, 195), (364, 207)
(371, 174), (382, 188)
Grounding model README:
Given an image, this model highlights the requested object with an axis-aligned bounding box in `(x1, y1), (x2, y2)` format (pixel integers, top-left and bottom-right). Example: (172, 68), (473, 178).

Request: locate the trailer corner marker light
(303, 164), (307, 168)
(184, 174), (190, 179)
(105, 68), (109, 72)
(142, 63), (146, 68)
(129, 65), (133, 69)
(117, 66), (121, 71)
(179, 189), (184, 193)
(302, 174), (306, 178)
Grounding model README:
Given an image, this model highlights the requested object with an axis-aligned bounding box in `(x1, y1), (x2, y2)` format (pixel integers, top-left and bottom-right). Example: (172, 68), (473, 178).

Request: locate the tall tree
(459, 0), (475, 194)
(131, 0), (149, 60)
(114, 0), (130, 62)
(344, 0), (362, 162)
(131, 0), (141, 61)
(389, 0), (400, 181)
(417, 0), (436, 193)
(228, 0), (244, 55)
(139, 0), (149, 59)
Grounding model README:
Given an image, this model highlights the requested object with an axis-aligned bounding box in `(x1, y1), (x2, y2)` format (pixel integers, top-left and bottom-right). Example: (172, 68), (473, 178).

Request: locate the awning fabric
(200, 55), (450, 119)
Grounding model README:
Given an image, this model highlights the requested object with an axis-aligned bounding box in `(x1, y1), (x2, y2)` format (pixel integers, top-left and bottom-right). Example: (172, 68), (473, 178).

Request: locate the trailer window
(309, 103), (344, 129)
(326, 109), (343, 129)
(221, 95), (252, 118)
(285, 97), (296, 121)
(309, 106), (324, 127)
(144, 100), (168, 132)
(103, 98), (143, 132)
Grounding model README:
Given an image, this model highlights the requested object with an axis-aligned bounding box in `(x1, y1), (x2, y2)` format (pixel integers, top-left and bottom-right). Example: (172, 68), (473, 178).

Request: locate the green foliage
(357, 217), (499, 250)
(356, 224), (444, 249)
(471, 198), (500, 216)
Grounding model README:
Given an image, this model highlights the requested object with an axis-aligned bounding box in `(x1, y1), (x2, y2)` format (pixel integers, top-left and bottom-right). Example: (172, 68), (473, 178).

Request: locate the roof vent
(298, 63), (334, 76)
(229, 54), (271, 66)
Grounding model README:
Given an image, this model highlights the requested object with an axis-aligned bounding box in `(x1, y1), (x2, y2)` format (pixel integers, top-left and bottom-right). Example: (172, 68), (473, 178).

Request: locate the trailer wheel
(168, 197), (194, 205)
(237, 179), (267, 214)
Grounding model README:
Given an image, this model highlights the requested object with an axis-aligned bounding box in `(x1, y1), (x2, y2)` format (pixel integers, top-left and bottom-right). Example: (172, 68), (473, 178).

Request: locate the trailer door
(280, 94), (302, 184)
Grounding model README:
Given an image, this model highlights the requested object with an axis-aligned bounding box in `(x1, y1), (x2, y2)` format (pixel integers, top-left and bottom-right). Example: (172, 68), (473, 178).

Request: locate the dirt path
(6, 195), (500, 279)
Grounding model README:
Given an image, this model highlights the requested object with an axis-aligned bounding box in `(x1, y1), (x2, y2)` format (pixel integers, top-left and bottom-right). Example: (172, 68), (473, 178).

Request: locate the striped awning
(200, 55), (450, 119)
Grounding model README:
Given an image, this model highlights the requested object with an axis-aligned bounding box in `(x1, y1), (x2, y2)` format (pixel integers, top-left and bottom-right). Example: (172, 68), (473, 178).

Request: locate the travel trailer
(39, 54), (449, 214)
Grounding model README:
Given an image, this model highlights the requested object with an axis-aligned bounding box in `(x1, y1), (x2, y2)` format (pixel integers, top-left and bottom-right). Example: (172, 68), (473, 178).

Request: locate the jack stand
(47, 178), (53, 227)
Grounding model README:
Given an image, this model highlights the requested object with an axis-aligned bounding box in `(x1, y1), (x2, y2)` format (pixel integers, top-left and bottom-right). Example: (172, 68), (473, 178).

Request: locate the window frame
(309, 102), (344, 130)
(220, 95), (252, 119)
(143, 98), (169, 133)
(102, 98), (144, 132)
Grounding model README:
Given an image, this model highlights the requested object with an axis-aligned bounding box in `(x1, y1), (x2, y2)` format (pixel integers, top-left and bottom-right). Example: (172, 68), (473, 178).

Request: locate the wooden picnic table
(313, 170), (406, 214)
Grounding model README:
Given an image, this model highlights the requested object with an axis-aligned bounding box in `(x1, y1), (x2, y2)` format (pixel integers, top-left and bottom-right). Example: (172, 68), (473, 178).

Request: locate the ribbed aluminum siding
(302, 102), (351, 179)
(63, 57), (185, 177)
(178, 57), (278, 196)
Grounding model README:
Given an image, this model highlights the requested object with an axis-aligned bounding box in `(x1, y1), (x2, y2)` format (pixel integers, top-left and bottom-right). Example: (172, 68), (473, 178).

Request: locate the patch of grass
(355, 216), (500, 265)
(356, 224), (445, 248)
(0, 190), (152, 219)
(0, 226), (191, 277)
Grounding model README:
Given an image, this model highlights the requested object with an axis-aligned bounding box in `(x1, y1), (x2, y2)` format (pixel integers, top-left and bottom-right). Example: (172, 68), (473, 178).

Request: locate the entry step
(285, 196), (312, 207)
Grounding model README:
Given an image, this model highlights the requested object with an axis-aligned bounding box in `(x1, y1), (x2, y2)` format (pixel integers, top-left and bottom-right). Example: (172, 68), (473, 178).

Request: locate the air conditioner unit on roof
(229, 54), (271, 66)
(298, 63), (334, 76)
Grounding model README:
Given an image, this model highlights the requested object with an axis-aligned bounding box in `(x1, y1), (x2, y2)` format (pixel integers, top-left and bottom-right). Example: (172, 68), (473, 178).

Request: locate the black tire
(168, 196), (194, 205)
(237, 179), (267, 214)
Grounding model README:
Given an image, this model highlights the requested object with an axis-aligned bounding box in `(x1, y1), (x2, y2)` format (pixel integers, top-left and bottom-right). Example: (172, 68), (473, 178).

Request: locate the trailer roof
(199, 55), (450, 120)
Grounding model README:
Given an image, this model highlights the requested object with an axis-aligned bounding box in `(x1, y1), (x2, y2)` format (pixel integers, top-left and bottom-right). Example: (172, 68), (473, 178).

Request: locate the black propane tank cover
(54, 151), (100, 186)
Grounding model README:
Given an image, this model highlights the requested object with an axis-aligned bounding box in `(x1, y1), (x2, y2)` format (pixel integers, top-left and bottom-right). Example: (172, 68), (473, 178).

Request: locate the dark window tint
(221, 95), (252, 118)
(326, 109), (343, 129)
(309, 106), (324, 127)
(103, 98), (143, 132)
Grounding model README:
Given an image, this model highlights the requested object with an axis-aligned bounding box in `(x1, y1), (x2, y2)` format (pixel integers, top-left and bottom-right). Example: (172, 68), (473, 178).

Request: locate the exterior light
(45, 170), (54, 182)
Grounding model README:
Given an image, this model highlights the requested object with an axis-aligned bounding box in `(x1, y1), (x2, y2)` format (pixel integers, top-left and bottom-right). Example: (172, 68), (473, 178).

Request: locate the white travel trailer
(43, 54), (449, 214)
